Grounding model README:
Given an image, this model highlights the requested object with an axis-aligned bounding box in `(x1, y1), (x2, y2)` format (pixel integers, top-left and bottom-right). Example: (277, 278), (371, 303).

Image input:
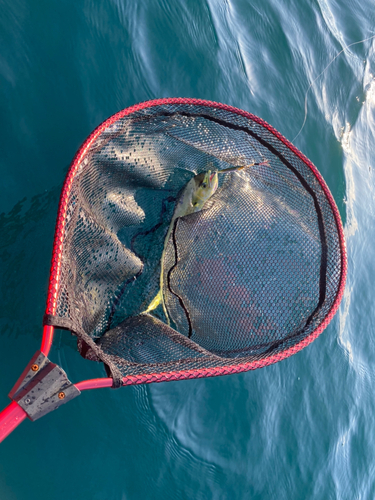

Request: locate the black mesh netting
(44, 101), (345, 382)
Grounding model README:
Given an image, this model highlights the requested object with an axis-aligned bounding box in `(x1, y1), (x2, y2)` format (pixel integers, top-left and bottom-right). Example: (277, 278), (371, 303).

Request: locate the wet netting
(44, 98), (347, 387)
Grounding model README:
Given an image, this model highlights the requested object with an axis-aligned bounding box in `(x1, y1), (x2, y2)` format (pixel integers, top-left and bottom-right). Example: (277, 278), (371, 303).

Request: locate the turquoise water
(1, 0), (374, 498)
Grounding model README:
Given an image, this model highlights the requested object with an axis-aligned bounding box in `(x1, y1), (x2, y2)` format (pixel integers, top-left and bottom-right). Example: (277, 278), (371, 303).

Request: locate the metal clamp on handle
(8, 351), (80, 421)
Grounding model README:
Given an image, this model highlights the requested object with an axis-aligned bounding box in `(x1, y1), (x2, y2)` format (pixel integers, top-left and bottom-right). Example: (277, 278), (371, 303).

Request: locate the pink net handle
(0, 402), (27, 443)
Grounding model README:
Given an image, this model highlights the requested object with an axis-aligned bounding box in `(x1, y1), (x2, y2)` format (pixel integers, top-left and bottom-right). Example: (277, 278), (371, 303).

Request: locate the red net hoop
(42, 98), (347, 387)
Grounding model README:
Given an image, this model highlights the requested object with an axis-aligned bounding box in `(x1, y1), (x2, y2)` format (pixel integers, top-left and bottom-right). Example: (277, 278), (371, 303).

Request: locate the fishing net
(43, 99), (346, 387)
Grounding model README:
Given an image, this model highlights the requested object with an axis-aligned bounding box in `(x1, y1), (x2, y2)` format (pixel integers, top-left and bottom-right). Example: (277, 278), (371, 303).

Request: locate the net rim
(44, 97), (347, 379)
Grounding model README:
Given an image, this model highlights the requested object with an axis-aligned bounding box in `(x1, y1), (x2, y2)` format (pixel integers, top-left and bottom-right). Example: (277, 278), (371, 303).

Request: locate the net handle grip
(0, 401), (28, 443)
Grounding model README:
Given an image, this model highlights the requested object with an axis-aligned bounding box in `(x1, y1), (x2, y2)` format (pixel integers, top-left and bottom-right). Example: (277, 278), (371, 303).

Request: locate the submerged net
(44, 99), (346, 386)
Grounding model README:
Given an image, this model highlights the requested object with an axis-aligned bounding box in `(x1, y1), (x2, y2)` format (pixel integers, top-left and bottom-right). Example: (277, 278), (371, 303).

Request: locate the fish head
(191, 169), (219, 211)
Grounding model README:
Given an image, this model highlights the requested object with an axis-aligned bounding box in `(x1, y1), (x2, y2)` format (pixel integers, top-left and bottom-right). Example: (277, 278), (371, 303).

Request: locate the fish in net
(45, 99), (346, 384)
(0, 99), (347, 440)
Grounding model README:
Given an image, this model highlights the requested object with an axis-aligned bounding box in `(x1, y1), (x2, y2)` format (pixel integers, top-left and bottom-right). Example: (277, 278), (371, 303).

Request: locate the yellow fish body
(144, 169), (219, 323)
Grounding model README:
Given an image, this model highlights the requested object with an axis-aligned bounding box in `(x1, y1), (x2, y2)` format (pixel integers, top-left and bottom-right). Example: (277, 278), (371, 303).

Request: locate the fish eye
(193, 202), (198, 206)
(201, 183), (207, 188)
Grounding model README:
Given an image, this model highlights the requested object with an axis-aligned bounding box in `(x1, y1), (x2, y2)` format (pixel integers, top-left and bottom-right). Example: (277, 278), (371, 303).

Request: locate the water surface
(1, 0), (375, 498)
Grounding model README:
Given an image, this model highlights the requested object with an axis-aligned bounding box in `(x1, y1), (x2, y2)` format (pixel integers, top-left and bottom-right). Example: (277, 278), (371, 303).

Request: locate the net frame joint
(8, 351), (80, 421)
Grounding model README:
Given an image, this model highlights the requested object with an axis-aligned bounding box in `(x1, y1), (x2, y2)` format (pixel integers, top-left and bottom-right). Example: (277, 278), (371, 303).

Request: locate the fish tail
(143, 290), (162, 313)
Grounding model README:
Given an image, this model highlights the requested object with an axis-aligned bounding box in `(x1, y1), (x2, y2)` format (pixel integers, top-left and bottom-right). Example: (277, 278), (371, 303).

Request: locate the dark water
(1, 0), (374, 498)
